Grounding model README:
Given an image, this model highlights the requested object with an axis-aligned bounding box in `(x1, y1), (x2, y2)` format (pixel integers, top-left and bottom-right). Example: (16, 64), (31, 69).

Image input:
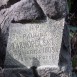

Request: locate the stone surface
(36, 0), (68, 19)
(0, 0), (72, 77)
(0, 0), (9, 7)
(11, 0), (45, 22)
(0, 0), (46, 34)
(4, 18), (64, 68)
(3, 68), (34, 77)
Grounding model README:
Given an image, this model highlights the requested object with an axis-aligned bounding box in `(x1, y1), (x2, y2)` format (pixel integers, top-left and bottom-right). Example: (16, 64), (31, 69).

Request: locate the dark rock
(0, 29), (6, 68)
(3, 68), (34, 77)
(0, 67), (4, 77)
(0, 0), (46, 31)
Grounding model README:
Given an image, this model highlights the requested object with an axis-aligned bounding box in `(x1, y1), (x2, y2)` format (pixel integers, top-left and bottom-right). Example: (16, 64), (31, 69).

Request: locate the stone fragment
(11, 0), (45, 22)
(36, 0), (68, 19)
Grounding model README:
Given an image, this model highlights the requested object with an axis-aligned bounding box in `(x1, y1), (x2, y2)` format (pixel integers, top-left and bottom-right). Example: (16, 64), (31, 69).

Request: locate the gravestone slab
(4, 18), (64, 68)
(0, 0), (72, 77)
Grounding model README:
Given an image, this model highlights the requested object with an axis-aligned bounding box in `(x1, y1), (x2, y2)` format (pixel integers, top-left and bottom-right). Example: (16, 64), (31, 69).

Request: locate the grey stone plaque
(0, 0), (72, 76)
(4, 18), (64, 68)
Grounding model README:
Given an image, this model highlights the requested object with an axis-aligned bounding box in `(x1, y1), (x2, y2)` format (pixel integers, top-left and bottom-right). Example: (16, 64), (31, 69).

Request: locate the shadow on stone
(11, 18), (46, 24)
(50, 72), (60, 77)
(31, 66), (40, 77)
(49, 1), (63, 20)
(0, 0), (21, 10)
(11, 0), (46, 24)
(4, 52), (26, 68)
(58, 22), (71, 74)
(7, 0), (20, 7)
(0, 29), (6, 68)
(31, 57), (40, 77)
(3, 68), (34, 77)
(32, 57), (40, 67)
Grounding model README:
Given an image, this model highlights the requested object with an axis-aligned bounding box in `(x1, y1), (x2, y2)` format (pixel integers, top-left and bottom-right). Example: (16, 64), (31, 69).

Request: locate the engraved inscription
(6, 19), (64, 67)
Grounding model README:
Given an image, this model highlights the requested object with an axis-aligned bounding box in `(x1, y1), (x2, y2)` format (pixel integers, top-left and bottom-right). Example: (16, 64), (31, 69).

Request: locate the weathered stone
(0, 0), (9, 7)
(4, 0), (45, 21)
(11, 0), (45, 22)
(0, 0), (20, 10)
(3, 18), (72, 77)
(36, 0), (68, 19)
(4, 18), (64, 68)
(0, 0), (67, 27)
(0, 67), (4, 77)
(0, 0), (45, 33)
(3, 68), (34, 77)
(0, 0), (72, 77)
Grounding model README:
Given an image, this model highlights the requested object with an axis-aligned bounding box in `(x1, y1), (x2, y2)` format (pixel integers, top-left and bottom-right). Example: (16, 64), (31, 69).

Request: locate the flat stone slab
(4, 18), (64, 68)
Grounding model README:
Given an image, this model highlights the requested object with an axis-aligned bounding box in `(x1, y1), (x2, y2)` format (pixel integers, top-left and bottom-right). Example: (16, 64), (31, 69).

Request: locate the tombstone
(0, 0), (72, 77)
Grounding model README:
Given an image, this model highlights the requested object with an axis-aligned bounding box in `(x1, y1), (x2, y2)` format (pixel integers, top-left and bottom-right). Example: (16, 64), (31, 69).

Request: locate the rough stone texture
(0, 0), (9, 7)
(4, 18), (64, 68)
(3, 68), (34, 77)
(36, 0), (68, 19)
(0, 0), (72, 77)
(11, 0), (45, 22)
(0, 0), (46, 34)
(0, 67), (4, 77)
(0, 0), (20, 10)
